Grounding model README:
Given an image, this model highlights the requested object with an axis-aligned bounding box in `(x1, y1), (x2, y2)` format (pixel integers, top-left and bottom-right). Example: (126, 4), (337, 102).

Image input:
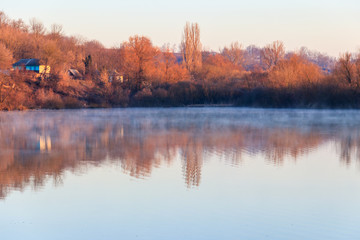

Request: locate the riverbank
(2, 74), (360, 111)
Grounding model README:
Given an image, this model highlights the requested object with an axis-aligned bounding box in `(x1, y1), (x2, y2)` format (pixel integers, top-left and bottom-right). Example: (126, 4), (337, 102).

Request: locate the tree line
(0, 11), (360, 110)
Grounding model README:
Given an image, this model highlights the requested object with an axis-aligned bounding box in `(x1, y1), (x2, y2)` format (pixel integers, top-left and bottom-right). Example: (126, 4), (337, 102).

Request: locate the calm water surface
(1, 108), (360, 240)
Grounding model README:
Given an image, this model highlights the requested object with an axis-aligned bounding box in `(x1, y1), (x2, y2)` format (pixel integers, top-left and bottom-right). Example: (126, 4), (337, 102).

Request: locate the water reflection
(37, 135), (52, 151)
(1, 108), (360, 199)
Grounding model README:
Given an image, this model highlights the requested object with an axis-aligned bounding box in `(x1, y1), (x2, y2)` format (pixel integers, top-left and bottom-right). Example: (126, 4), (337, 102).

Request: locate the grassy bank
(2, 73), (360, 111)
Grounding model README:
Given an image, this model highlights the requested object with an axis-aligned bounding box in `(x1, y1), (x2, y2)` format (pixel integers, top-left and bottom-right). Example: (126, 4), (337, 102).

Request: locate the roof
(13, 59), (40, 67)
(108, 69), (122, 75)
(68, 69), (83, 78)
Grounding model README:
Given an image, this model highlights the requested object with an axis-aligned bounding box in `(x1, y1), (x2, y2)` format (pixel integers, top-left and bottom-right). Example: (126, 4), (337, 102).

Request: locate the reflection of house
(37, 136), (52, 151)
(68, 69), (83, 80)
(12, 59), (50, 74)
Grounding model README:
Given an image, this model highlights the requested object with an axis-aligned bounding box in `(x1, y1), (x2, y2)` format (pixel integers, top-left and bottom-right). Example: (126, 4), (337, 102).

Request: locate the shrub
(35, 89), (64, 109)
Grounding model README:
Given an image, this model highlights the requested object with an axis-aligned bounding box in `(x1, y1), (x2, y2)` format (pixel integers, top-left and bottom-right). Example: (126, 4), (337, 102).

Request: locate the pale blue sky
(2, 0), (359, 56)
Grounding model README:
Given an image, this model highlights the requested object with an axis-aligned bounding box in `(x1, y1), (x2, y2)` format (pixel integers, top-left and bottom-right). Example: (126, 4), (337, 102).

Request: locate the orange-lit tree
(180, 22), (202, 77)
(261, 40), (285, 70)
(121, 35), (158, 90)
(268, 54), (323, 88)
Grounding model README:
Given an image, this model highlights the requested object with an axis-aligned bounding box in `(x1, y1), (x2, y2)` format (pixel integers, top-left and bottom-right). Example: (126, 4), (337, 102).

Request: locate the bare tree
(222, 41), (244, 67)
(299, 46), (335, 72)
(180, 22), (202, 75)
(0, 43), (13, 69)
(0, 77), (15, 107)
(338, 52), (355, 85)
(29, 18), (46, 36)
(0, 47), (15, 107)
(243, 45), (262, 71)
(10, 19), (28, 32)
(261, 40), (285, 70)
(0, 11), (9, 27)
(161, 44), (176, 82)
(356, 53), (360, 86)
(49, 24), (63, 39)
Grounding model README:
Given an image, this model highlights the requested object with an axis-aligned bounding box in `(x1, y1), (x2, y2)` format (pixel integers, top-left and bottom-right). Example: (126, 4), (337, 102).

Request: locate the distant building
(68, 69), (83, 80)
(12, 59), (50, 74)
(108, 70), (123, 83)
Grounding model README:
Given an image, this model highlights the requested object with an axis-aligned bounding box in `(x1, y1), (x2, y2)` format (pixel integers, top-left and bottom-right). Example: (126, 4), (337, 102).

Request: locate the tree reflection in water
(0, 109), (360, 199)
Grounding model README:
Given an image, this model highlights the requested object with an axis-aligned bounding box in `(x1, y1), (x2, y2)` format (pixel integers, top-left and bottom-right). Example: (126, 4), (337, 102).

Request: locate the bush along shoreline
(1, 75), (360, 111)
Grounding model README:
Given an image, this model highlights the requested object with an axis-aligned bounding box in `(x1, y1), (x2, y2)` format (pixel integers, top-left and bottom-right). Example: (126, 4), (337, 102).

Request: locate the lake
(1, 108), (360, 240)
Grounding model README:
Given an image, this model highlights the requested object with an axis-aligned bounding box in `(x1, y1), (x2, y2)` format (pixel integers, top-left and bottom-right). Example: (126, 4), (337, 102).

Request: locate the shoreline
(2, 104), (360, 112)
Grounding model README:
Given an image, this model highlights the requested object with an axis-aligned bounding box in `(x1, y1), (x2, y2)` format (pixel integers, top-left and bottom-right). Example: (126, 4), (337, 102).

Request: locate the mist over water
(1, 108), (360, 240)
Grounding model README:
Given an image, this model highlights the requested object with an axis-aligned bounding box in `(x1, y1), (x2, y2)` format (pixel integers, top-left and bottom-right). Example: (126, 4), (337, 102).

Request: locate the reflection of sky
(2, 0), (360, 56)
(1, 142), (360, 240)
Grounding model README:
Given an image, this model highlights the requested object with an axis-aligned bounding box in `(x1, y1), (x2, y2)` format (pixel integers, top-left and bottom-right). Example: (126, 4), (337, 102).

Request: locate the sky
(1, 0), (360, 56)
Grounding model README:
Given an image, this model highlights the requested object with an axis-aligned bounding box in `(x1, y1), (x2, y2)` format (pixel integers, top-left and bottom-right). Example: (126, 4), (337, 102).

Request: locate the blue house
(12, 59), (50, 74)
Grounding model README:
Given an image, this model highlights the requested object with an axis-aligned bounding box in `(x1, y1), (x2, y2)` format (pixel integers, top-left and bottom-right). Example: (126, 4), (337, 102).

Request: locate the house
(68, 69), (83, 80)
(108, 70), (123, 83)
(12, 59), (50, 74)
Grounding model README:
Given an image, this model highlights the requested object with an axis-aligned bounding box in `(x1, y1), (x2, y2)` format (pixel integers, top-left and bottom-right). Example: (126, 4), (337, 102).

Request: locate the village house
(68, 69), (83, 80)
(12, 58), (50, 75)
(108, 70), (123, 83)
